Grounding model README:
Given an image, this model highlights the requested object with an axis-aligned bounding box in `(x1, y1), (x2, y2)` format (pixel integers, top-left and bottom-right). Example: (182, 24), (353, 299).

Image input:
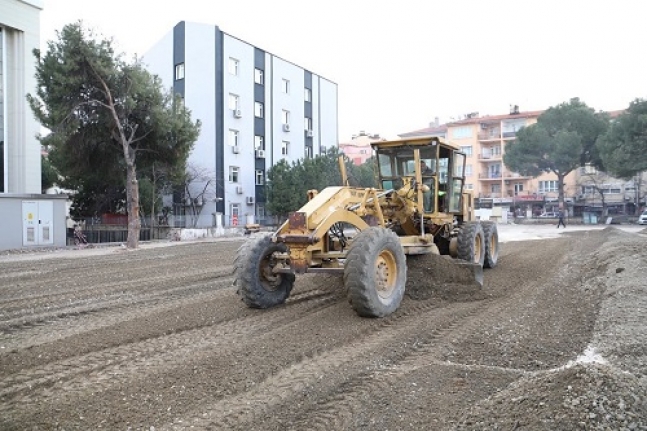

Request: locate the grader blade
(452, 261), (484, 287)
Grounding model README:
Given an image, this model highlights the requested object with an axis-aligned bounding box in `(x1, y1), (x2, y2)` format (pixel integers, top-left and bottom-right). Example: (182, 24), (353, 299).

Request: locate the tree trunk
(126, 159), (141, 249)
(557, 173), (565, 211)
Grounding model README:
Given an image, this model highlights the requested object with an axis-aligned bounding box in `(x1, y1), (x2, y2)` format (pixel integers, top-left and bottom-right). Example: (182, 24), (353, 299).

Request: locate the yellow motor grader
(234, 137), (499, 317)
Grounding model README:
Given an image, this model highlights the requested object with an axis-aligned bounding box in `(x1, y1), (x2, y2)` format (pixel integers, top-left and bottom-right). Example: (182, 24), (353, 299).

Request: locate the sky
(40, 0), (647, 141)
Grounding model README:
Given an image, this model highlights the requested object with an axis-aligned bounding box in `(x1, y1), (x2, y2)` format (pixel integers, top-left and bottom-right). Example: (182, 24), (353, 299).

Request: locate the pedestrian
(557, 210), (566, 228)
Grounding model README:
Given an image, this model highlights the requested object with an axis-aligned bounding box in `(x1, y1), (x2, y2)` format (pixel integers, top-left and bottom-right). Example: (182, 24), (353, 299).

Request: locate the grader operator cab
(234, 137), (499, 317)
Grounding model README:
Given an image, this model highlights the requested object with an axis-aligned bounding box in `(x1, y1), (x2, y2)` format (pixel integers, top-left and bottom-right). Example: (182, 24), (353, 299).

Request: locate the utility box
(22, 201), (54, 246)
(0, 194), (67, 251)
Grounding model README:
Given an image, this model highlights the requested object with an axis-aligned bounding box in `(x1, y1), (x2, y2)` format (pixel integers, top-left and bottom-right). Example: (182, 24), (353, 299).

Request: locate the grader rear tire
(481, 221), (499, 269)
(343, 227), (407, 317)
(457, 222), (485, 267)
(236, 234), (295, 308)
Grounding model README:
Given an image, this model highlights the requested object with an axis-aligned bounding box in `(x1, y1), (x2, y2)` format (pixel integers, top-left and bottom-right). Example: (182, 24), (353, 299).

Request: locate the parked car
(539, 212), (559, 218)
(638, 210), (647, 225)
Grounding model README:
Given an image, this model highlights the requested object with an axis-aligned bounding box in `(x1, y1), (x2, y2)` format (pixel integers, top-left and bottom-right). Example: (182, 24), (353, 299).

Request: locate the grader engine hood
(274, 186), (381, 273)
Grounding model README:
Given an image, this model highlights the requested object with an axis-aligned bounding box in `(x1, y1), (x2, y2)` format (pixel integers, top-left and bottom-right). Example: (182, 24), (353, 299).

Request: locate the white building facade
(0, 0), (69, 252)
(144, 21), (338, 227)
(0, 0), (43, 194)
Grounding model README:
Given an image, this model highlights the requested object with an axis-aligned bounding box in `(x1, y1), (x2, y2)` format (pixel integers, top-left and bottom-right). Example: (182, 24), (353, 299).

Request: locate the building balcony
(479, 173), (502, 180)
(478, 193), (502, 199)
(502, 172), (531, 180)
(478, 131), (501, 141)
(502, 131), (517, 139)
(478, 152), (502, 161)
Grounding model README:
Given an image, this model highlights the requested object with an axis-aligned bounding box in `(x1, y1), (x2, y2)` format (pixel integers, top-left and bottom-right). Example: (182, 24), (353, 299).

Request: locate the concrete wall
(0, 194), (68, 251)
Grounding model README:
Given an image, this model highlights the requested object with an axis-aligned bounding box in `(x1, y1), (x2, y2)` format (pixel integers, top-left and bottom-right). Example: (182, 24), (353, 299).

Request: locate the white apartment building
(0, 0), (43, 194)
(144, 21), (338, 227)
(0, 0), (68, 251)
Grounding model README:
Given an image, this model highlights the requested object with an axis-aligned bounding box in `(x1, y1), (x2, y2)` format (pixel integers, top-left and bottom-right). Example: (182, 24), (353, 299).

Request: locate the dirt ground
(0, 225), (646, 430)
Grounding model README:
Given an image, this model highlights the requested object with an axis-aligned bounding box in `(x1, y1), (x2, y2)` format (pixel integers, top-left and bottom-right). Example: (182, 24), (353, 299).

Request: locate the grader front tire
(343, 227), (407, 318)
(236, 235), (295, 309)
(481, 221), (499, 269)
(457, 222), (485, 267)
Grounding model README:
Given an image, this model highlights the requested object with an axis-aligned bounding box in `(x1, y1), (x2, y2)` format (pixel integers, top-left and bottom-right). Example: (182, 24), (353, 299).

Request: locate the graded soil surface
(0, 227), (645, 430)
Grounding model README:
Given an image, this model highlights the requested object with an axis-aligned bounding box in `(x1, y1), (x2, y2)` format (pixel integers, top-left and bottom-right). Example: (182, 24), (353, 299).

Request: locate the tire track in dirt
(161, 299), (493, 431)
(0, 275), (235, 351)
(0, 259), (233, 311)
(0, 242), (239, 300)
(198, 238), (576, 431)
(0, 286), (344, 408)
(0, 269), (234, 333)
(1, 234), (611, 431)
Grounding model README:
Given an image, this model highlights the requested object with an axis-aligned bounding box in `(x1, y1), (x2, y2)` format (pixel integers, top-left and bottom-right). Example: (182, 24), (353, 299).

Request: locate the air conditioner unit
(232, 145), (240, 154)
(306, 130), (314, 137)
(255, 149), (265, 158)
(283, 123), (290, 132)
(246, 196), (254, 205)
(233, 109), (242, 118)
(236, 185), (243, 194)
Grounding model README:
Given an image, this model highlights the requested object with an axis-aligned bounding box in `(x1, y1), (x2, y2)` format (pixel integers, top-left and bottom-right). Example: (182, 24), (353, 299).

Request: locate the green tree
(349, 157), (378, 188)
(596, 98), (647, 179)
(503, 98), (608, 210)
(28, 22), (200, 248)
(266, 149), (379, 222)
(41, 155), (59, 193)
(266, 159), (300, 221)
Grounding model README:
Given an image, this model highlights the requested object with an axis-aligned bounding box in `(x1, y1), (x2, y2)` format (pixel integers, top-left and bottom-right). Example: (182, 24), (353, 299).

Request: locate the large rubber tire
(481, 221), (499, 269)
(457, 222), (485, 267)
(236, 234), (295, 308)
(343, 227), (407, 318)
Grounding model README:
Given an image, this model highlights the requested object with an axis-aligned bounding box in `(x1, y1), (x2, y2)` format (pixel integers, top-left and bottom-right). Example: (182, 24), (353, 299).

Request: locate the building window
(282, 78), (290, 94)
(305, 146), (313, 159)
(256, 204), (265, 219)
(230, 203), (241, 218)
(254, 135), (264, 150)
(465, 183), (474, 190)
(254, 102), (264, 118)
(491, 184), (501, 194)
(460, 145), (473, 156)
(229, 166), (239, 183)
(229, 58), (239, 76)
(255, 170), (264, 185)
(281, 141), (289, 156)
(228, 129), (239, 147)
(282, 110), (290, 125)
(175, 63), (185, 80)
(304, 88), (311, 102)
(538, 180), (559, 193)
(254, 68), (264, 85)
(452, 126), (472, 139)
(464, 165), (472, 177)
(304, 117), (312, 131)
(229, 94), (239, 110)
(514, 183), (524, 195)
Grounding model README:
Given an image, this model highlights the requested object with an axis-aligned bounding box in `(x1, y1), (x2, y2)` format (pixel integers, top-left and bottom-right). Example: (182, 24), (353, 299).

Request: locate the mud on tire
(236, 234), (295, 308)
(481, 221), (499, 269)
(457, 222), (485, 267)
(343, 227), (407, 318)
